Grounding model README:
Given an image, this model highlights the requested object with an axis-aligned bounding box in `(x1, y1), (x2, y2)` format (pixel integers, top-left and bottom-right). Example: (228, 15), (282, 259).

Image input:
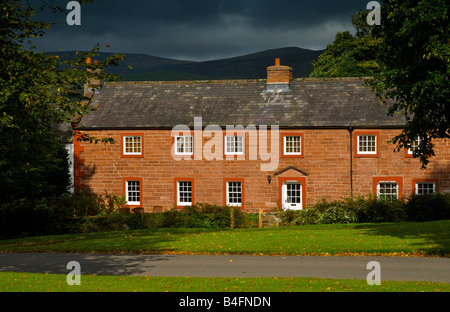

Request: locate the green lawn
(0, 221), (448, 256)
(1, 221), (448, 292)
(1, 272), (448, 292)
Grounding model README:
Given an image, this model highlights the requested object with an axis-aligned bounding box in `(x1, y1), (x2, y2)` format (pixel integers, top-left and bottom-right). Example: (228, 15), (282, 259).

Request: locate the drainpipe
(348, 127), (354, 199)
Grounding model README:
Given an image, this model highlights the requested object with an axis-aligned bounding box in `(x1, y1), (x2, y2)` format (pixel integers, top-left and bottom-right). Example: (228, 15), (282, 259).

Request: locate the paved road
(1, 252), (449, 283)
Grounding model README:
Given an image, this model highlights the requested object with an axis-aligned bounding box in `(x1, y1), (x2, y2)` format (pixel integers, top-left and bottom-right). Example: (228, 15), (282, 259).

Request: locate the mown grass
(1, 272), (448, 292)
(1, 221), (448, 292)
(0, 221), (448, 257)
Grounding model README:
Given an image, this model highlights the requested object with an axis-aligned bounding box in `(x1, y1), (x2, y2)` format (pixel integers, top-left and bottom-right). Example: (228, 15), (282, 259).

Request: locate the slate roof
(77, 77), (406, 130)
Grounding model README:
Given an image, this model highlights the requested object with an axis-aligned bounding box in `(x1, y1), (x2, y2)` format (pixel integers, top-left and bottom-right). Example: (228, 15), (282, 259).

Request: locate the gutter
(348, 126), (354, 199)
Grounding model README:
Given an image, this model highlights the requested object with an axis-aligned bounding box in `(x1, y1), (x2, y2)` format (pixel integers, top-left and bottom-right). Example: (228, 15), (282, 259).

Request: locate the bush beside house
(281, 194), (450, 226)
(0, 190), (449, 239)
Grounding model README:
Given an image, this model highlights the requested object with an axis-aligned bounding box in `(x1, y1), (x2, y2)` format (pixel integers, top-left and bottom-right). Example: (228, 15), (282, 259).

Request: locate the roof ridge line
(105, 76), (372, 85)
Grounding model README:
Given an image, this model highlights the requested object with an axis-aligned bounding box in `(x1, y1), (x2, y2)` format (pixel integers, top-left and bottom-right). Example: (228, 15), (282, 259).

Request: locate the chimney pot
(84, 57), (103, 97)
(266, 58), (293, 92)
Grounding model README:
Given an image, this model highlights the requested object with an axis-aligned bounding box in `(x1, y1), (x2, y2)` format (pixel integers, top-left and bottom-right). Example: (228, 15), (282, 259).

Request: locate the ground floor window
(413, 179), (438, 195)
(377, 182), (398, 203)
(176, 179), (193, 207)
(226, 181), (242, 206)
(373, 177), (403, 203)
(415, 182), (435, 195)
(224, 179), (244, 208)
(125, 179), (141, 206)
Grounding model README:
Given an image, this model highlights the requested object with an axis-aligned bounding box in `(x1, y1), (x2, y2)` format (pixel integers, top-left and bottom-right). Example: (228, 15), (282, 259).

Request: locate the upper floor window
(407, 136), (421, 155)
(281, 133), (304, 157)
(174, 135), (193, 156)
(122, 134), (144, 157)
(406, 136), (424, 158)
(358, 135), (376, 154)
(225, 135), (244, 156)
(355, 131), (379, 157)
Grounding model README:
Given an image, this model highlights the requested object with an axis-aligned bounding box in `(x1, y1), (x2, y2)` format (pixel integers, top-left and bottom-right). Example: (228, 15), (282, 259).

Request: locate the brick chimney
(266, 58), (293, 92)
(84, 57), (103, 98)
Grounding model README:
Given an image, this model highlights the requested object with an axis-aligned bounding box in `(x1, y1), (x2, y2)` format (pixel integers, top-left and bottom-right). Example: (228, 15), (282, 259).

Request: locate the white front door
(282, 181), (302, 210)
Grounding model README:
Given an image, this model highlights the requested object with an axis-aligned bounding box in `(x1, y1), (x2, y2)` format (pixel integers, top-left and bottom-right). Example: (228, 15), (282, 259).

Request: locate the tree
(365, 0), (449, 168)
(310, 11), (381, 78)
(0, 0), (122, 205)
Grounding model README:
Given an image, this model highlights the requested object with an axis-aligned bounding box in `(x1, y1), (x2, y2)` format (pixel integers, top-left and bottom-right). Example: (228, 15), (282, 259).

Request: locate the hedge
(142, 203), (258, 229)
(280, 193), (450, 226)
(1, 191), (448, 239)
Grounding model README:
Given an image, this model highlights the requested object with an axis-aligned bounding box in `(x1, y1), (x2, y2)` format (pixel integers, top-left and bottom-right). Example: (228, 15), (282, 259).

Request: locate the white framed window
(175, 135), (193, 155)
(357, 135), (377, 155)
(284, 136), (302, 155)
(225, 135), (244, 156)
(125, 180), (141, 206)
(377, 182), (398, 203)
(415, 182), (436, 195)
(407, 136), (421, 155)
(177, 180), (193, 206)
(226, 181), (242, 207)
(123, 135), (142, 155)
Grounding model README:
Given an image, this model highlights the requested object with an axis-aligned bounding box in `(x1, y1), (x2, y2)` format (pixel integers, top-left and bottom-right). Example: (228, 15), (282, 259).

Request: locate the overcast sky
(30, 0), (371, 61)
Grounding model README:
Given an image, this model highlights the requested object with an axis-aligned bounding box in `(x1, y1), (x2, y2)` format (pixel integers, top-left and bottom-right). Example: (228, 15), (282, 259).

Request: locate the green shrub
(290, 209), (320, 225)
(356, 198), (406, 223)
(74, 214), (146, 233)
(0, 197), (74, 239)
(405, 193), (450, 222)
(313, 198), (335, 213)
(317, 203), (360, 224)
(280, 209), (301, 225)
(280, 196), (411, 226)
(53, 188), (127, 217)
(180, 203), (231, 228)
(141, 204), (258, 229)
(232, 209), (258, 228)
(143, 212), (167, 228)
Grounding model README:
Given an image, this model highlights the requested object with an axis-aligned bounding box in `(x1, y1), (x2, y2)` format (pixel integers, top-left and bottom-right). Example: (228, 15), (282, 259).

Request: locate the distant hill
(46, 51), (195, 76)
(162, 47), (324, 80)
(47, 47), (324, 81)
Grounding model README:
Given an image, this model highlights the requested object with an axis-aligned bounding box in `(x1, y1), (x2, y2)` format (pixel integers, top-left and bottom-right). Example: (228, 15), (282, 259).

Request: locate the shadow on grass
(0, 228), (224, 276)
(0, 228), (218, 253)
(352, 220), (450, 256)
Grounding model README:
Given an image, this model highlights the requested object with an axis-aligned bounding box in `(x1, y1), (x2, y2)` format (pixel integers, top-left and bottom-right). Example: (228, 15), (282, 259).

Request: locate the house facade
(73, 59), (450, 212)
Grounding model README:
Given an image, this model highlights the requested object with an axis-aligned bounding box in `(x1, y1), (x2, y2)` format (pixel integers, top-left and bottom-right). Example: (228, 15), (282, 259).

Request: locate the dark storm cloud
(30, 0), (370, 60)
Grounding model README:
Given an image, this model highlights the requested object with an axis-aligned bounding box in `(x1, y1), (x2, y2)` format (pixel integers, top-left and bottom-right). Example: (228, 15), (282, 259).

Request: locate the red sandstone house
(72, 59), (450, 212)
